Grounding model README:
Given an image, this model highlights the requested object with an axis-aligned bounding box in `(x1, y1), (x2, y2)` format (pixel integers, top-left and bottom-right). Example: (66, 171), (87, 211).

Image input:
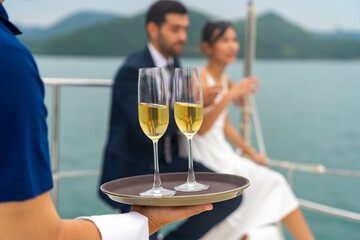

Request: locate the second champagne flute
(138, 67), (176, 197)
(173, 67), (209, 192)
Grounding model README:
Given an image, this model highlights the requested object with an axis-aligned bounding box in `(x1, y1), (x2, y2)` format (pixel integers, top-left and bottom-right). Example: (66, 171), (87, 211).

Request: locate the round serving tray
(101, 172), (250, 206)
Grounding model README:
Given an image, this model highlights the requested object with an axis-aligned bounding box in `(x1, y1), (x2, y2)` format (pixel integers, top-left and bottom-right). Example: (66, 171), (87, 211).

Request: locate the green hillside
(30, 10), (210, 57)
(23, 10), (360, 59)
(255, 13), (360, 58)
(18, 11), (119, 49)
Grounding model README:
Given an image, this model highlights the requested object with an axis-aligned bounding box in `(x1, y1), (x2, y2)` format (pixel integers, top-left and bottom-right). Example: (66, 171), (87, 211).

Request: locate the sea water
(35, 55), (360, 239)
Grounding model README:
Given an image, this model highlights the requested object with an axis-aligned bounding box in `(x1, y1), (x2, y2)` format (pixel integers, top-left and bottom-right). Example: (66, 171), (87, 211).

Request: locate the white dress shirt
(147, 42), (174, 101)
(77, 212), (149, 240)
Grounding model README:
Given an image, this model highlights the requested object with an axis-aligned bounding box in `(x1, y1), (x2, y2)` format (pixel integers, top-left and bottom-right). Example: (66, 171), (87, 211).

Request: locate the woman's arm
(224, 114), (254, 156)
(198, 76), (259, 135)
(224, 114), (267, 166)
(201, 71), (221, 107)
(199, 89), (233, 135)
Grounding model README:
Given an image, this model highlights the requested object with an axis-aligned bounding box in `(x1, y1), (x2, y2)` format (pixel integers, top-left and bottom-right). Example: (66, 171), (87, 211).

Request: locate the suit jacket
(99, 47), (181, 210)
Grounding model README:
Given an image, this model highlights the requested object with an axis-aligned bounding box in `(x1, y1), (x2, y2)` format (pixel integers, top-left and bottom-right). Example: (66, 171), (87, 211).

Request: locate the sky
(3, 0), (360, 32)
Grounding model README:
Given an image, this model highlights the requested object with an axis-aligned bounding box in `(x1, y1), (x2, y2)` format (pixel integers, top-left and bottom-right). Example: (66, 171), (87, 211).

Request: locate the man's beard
(158, 35), (184, 57)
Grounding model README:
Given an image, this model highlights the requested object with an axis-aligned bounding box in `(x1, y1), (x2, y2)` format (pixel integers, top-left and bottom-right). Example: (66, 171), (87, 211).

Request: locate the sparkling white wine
(174, 102), (203, 138)
(138, 103), (169, 141)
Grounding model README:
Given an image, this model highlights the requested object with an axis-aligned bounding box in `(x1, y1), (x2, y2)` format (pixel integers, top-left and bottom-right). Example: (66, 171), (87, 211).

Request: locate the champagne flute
(138, 67), (176, 197)
(173, 67), (209, 192)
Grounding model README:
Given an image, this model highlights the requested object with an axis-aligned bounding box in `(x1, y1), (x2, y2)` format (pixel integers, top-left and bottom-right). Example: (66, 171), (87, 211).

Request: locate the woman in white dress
(179, 21), (314, 240)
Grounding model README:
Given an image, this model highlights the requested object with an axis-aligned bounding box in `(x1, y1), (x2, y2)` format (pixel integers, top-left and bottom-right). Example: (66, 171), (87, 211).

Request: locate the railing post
(241, 0), (257, 144)
(51, 84), (60, 208)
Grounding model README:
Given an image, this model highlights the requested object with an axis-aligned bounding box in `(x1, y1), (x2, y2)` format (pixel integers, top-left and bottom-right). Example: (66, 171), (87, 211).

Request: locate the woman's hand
(131, 204), (213, 235)
(250, 153), (268, 166)
(233, 96), (245, 108)
(229, 77), (260, 101)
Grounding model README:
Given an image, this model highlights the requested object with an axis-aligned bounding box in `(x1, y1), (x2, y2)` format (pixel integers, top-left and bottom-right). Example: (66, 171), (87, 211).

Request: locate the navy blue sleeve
(0, 28), (53, 202)
(113, 63), (151, 143)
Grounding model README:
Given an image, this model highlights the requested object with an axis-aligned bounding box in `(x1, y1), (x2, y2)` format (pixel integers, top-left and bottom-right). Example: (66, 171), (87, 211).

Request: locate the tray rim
(100, 172), (250, 206)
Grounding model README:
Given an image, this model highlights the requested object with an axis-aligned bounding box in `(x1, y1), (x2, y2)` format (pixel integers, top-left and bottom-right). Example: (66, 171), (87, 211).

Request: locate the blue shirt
(0, 4), (53, 202)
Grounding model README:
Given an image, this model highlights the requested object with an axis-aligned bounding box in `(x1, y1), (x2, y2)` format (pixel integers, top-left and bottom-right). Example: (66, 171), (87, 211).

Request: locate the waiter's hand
(131, 204), (213, 235)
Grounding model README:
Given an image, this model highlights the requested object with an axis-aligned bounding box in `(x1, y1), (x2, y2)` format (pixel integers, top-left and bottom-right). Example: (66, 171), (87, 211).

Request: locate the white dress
(178, 69), (299, 239)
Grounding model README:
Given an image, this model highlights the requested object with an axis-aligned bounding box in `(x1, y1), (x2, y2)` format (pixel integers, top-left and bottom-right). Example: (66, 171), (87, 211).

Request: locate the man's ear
(147, 22), (159, 41)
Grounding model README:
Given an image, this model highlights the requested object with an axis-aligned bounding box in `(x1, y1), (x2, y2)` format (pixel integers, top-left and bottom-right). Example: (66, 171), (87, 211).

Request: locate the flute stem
(187, 137), (196, 183)
(152, 140), (161, 188)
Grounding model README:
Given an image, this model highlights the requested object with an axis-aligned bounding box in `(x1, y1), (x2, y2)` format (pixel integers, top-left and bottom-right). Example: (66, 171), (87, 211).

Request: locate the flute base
(174, 181), (209, 192)
(140, 187), (176, 197)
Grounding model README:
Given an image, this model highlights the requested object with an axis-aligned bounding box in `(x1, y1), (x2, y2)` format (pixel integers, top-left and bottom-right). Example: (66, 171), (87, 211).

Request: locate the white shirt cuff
(76, 212), (149, 240)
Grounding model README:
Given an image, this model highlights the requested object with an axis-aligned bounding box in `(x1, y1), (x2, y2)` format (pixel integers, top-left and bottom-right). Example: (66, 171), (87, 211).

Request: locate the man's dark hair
(146, 0), (187, 27)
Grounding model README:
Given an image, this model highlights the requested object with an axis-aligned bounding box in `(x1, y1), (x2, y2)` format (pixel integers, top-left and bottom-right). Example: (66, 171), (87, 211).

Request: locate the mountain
(255, 12), (360, 58)
(20, 10), (360, 59)
(28, 10), (211, 57)
(17, 11), (120, 48)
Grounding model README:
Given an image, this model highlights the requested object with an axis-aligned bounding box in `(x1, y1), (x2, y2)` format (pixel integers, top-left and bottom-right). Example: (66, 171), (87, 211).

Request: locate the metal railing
(44, 77), (111, 207)
(44, 77), (360, 223)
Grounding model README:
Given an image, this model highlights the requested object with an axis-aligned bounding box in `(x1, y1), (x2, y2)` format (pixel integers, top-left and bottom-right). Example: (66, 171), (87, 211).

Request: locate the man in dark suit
(99, 1), (242, 239)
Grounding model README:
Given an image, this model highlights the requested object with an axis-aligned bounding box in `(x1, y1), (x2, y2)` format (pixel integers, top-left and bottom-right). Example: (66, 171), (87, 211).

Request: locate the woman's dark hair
(146, 0), (187, 27)
(202, 20), (234, 45)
